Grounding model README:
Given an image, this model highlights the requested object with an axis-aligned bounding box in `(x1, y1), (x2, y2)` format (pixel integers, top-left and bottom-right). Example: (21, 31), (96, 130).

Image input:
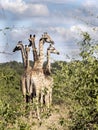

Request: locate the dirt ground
(25, 105), (69, 130)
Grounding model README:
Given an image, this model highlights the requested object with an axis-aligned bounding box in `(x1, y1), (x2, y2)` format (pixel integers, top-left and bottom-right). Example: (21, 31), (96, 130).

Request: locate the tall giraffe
(28, 33), (55, 103)
(28, 33), (55, 119)
(28, 33), (59, 108)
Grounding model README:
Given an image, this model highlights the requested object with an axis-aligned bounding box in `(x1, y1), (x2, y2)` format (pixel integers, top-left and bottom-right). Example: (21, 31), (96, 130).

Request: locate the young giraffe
(24, 45), (33, 102)
(43, 44), (60, 108)
(13, 42), (33, 103)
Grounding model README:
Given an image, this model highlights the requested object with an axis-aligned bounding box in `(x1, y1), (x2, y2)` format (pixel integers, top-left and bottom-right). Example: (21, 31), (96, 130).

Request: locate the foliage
(0, 62), (25, 129)
(52, 32), (98, 130)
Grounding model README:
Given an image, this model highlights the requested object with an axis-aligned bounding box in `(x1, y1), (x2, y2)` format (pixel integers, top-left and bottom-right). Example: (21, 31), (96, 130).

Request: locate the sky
(0, 0), (98, 63)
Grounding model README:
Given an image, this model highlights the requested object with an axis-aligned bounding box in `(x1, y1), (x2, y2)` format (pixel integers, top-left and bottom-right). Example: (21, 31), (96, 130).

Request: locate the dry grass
(22, 105), (70, 130)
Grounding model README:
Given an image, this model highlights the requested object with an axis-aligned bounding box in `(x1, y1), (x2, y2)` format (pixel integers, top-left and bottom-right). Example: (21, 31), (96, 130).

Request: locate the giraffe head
(41, 32), (54, 44)
(28, 34), (36, 47)
(13, 41), (24, 52)
(47, 44), (60, 55)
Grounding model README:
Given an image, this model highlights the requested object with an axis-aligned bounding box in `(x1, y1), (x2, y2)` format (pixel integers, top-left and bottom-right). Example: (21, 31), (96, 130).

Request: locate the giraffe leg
(35, 89), (40, 120)
(49, 87), (52, 106)
(26, 75), (30, 95)
(21, 77), (27, 103)
(45, 89), (50, 109)
(36, 97), (40, 120)
(40, 88), (44, 108)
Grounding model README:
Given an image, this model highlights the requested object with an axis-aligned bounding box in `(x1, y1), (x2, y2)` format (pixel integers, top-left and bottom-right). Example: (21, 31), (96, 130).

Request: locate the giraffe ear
(18, 41), (22, 43)
(44, 32), (47, 34)
(30, 34), (32, 38)
(33, 34), (36, 37)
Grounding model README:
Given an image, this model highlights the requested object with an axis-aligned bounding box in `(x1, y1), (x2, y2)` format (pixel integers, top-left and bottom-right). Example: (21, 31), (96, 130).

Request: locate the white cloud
(49, 26), (78, 44)
(70, 24), (89, 33)
(70, 24), (93, 34)
(83, 0), (97, 8)
(0, 0), (49, 16)
(70, 24), (98, 42)
(28, 4), (49, 16)
(50, 27), (66, 35)
(0, 0), (27, 13)
(28, 0), (76, 4)
(43, 0), (75, 3)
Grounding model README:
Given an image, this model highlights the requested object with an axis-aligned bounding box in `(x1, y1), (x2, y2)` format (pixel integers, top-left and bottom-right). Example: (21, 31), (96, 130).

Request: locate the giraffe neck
(21, 45), (26, 68)
(46, 50), (51, 72)
(33, 39), (44, 70)
(25, 47), (30, 70)
(39, 39), (44, 64)
(30, 37), (38, 61)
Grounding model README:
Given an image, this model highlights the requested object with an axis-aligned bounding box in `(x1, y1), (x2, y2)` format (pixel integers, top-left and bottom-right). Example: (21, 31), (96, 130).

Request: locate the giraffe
(13, 42), (33, 103)
(28, 33), (55, 119)
(28, 33), (60, 108)
(24, 45), (33, 102)
(43, 44), (60, 108)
